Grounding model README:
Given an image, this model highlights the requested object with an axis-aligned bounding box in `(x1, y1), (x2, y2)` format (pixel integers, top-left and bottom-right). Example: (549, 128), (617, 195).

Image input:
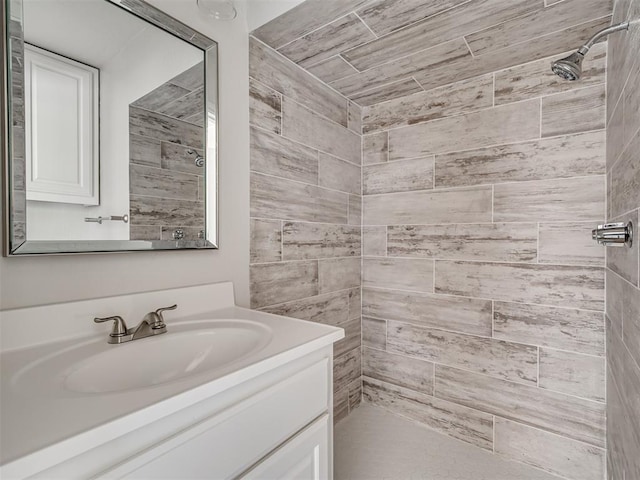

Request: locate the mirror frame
(2, 0), (219, 255)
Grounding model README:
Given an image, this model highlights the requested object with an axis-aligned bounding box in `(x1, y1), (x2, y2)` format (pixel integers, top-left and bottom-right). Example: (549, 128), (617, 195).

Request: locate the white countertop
(0, 283), (343, 476)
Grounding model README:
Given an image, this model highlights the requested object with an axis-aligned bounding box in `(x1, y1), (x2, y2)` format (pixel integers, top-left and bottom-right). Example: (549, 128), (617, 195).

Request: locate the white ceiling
(23, 0), (147, 67)
(23, 0), (306, 64)
(246, 0), (305, 32)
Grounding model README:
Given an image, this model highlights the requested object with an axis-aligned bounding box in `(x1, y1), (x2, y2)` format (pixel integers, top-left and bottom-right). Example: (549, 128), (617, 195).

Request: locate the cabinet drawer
(106, 359), (329, 479)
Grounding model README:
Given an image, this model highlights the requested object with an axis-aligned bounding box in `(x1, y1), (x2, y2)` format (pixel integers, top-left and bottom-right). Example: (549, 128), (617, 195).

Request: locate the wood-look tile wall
(252, 0), (613, 108)
(361, 47), (607, 480)
(606, 0), (640, 478)
(128, 63), (205, 240)
(248, 37), (362, 423)
(250, 1), (618, 474)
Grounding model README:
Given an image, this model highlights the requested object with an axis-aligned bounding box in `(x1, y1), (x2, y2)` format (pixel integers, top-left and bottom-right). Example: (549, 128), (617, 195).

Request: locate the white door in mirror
(24, 44), (99, 205)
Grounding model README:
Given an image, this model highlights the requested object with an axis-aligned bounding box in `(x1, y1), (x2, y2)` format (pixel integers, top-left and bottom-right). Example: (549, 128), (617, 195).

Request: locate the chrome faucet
(94, 304), (177, 344)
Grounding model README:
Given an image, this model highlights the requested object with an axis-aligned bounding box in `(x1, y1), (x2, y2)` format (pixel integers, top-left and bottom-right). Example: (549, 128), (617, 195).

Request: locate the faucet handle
(94, 315), (129, 337)
(151, 304), (177, 328)
(156, 304), (177, 315)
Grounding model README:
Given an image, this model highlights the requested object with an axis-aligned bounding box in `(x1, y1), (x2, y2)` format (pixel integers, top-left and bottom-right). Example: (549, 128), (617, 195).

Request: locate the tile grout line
(608, 264), (640, 290)
(432, 258), (436, 294)
(363, 88), (538, 133)
(345, 77), (430, 107)
(464, 13), (613, 58)
(385, 316), (388, 351)
(249, 215), (604, 239)
(361, 284), (605, 314)
(385, 131), (390, 163)
(606, 126), (640, 181)
(411, 75), (427, 93)
(346, 0), (478, 65)
(490, 414), (607, 455)
(539, 97), (543, 138)
(384, 225), (388, 257)
(364, 124), (604, 158)
(270, 10), (362, 52)
(492, 72), (495, 107)
(360, 104), (364, 406)
(432, 364), (436, 397)
(355, 44), (606, 114)
(280, 220), (284, 262)
(278, 95), (360, 145)
(540, 81), (606, 101)
(432, 155), (436, 190)
(365, 119), (605, 153)
(491, 184), (495, 223)
(537, 347), (540, 387)
(537, 222), (541, 264)
(294, 252), (604, 270)
(330, 12), (609, 84)
(363, 313), (605, 359)
(278, 89), (285, 138)
(250, 35), (360, 107)
(251, 121), (362, 169)
(605, 42), (638, 126)
(462, 36), (475, 58)
(252, 169), (360, 196)
(372, 350), (606, 406)
(492, 415), (496, 453)
(491, 301), (494, 338)
(353, 11), (379, 40)
(361, 172), (607, 195)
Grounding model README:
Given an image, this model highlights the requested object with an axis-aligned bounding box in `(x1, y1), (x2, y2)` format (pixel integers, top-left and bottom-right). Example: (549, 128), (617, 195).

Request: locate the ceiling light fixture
(197, 0), (237, 20)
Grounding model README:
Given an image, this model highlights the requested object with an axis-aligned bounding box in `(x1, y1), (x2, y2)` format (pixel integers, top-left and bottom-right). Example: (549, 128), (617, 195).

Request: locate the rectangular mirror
(2, 0), (218, 255)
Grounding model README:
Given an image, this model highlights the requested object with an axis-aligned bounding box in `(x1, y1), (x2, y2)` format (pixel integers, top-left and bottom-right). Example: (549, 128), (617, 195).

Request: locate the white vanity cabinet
(104, 352), (333, 480)
(0, 283), (343, 480)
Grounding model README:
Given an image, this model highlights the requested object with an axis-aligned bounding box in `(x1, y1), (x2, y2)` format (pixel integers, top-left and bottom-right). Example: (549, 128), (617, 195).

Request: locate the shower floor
(334, 404), (560, 480)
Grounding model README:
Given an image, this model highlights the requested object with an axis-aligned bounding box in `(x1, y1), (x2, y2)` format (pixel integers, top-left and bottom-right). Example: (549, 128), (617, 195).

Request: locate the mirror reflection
(5, 0), (218, 254)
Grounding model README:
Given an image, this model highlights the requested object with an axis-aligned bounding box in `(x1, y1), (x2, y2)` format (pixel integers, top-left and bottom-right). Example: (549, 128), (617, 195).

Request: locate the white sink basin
(12, 320), (273, 396)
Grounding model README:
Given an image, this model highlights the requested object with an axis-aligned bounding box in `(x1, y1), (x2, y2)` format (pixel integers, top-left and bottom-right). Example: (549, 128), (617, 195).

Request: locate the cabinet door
(242, 414), (330, 480)
(24, 44), (99, 205)
(105, 360), (329, 480)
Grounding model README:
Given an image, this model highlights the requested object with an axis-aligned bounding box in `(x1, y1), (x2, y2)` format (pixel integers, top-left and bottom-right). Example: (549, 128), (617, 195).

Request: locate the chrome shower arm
(579, 21), (630, 54)
(553, 20), (633, 81)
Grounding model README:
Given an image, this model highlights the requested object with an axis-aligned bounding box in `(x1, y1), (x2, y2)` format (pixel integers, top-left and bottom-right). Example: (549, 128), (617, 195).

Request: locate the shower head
(551, 51), (585, 81)
(552, 21), (631, 81)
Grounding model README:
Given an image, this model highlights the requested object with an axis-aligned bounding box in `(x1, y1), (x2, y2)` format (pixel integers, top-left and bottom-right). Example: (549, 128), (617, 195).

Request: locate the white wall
(0, 0), (251, 309)
(246, 0), (304, 32)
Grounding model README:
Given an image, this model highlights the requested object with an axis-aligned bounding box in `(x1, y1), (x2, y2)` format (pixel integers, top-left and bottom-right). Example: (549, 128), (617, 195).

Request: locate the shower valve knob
(592, 222), (633, 247)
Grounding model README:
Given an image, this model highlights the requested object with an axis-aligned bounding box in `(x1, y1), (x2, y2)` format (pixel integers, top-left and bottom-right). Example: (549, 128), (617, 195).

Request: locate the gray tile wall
(248, 37), (362, 423)
(606, 0), (640, 478)
(361, 47), (607, 480)
(128, 63), (205, 240)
